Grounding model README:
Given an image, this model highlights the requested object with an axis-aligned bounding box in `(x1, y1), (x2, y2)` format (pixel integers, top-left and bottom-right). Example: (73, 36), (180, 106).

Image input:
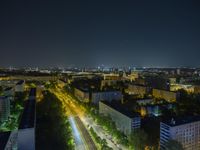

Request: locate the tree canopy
(165, 139), (184, 150)
(129, 129), (148, 150)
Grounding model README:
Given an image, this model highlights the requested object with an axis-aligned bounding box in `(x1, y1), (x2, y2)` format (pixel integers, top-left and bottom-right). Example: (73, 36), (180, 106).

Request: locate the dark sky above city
(0, 0), (200, 68)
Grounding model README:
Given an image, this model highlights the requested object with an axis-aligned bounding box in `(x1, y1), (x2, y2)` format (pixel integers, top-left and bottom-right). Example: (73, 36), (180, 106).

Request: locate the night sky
(0, 0), (200, 68)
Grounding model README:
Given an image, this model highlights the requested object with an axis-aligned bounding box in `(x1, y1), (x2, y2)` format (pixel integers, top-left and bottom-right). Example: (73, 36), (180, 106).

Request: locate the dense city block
(0, 67), (200, 149)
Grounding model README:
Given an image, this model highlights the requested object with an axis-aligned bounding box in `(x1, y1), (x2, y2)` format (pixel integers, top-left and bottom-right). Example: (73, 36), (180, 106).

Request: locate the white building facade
(160, 116), (200, 150)
(99, 101), (141, 136)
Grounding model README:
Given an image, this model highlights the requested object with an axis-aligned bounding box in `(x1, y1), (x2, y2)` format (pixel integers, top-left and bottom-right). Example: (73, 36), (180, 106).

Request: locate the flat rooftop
(16, 80), (24, 85)
(129, 84), (147, 87)
(4, 87), (13, 91)
(162, 115), (200, 127)
(76, 87), (121, 93)
(75, 87), (89, 92)
(0, 131), (10, 149)
(153, 88), (176, 93)
(100, 101), (140, 118)
(19, 88), (36, 129)
(0, 96), (8, 100)
(19, 99), (35, 129)
(92, 89), (121, 93)
(29, 88), (36, 97)
(136, 98), (153, 101)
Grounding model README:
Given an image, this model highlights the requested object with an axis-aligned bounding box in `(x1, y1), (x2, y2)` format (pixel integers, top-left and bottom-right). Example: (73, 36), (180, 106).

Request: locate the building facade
(103, 74), (120, 80)
(160, 116), (200, 150)
(136, 99), (153, 105)
(0, 96), (10, 122)
(4, 87), (14, 97)
(3, 87), (15, 102)
(100, 80), (118, 89)
(152, 89), (178, 102)
(127, 84), (150, 98)
(194, 85), (200, 94)
(91, 91), (122, 105)
(99, 101), (141, 136)
(15, 80), (25, 92)
(74, 88), (90, 103)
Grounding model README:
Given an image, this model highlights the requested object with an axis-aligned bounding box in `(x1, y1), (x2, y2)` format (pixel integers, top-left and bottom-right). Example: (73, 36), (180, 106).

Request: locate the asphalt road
(52, 86), (129, 150)
(75, 117), (97, 150)
(50, 87), (97, 150)
(69, 117), (86, 150)
(82, 117), (126, 150)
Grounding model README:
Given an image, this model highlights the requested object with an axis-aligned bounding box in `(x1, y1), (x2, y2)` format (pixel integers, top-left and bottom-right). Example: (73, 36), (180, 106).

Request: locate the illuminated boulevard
(49, 85), (125, 150)
(49, 86), (97, 150)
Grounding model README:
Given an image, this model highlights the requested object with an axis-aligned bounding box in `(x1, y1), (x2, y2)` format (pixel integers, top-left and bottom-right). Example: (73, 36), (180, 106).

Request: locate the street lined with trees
(36, 91), (74, 150)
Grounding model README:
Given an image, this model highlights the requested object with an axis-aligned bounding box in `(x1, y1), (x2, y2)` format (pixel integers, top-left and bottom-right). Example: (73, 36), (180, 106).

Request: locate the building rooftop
(153, 88), (176, 93)
(100, 101), (140, 118)
(145, 102), (175, 107)
(76, 87), (121, 93)
(75, 87), (89, 92)
(59, 79), (67, 83)
(162, 115), (200, 127)
(4, 87), (13, 91)
(136, 98), (153, 101)
(129, 84), (147, 87)
(0, 96), (8, 100)
(92, 89), (121, 93)
(16, 80), (24, 85)
(19, 88), (36, 129)
(0, 131), (10, 150)
(19, 99), (35, 129)
(29, 88), (36, 97)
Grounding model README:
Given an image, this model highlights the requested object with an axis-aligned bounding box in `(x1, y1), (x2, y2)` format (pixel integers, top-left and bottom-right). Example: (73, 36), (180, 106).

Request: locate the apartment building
(99, 101), (141, 136)
(0, 96), (10, 122)
(153, 89), (178, 102)
(160, 116), (200, 150)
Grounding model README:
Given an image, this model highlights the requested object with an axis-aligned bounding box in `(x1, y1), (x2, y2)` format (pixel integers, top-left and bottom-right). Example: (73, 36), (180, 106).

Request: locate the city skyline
(1, 1), (200, 149)
(0, 0), (200, 67)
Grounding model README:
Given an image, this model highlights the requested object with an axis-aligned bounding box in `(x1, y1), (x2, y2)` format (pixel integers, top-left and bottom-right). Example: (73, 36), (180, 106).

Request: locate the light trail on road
(69, 117), (86, 150)
(49, 87), (97, 150)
